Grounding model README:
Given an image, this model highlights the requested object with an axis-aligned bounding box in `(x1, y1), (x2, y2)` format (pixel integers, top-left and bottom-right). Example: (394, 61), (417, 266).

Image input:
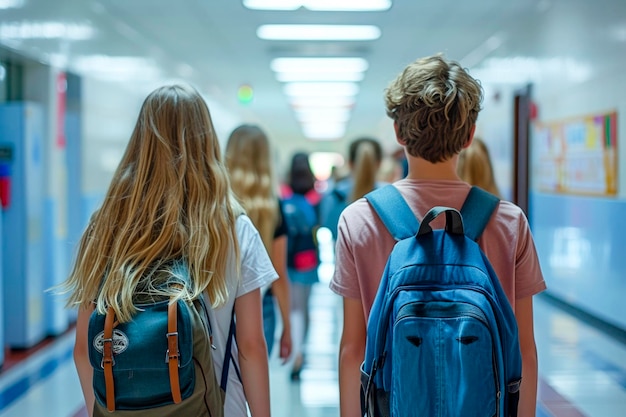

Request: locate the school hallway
(1, 270), (625, 417)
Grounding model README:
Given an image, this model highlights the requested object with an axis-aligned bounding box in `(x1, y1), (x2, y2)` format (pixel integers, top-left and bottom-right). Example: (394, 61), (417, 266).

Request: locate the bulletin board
(532, 111), (618, 196)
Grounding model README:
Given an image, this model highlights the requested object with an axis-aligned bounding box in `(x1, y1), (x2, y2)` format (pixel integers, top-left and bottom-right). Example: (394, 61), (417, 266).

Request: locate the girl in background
(281, 152), (321, 380)
(457, 137), (501, 197)
(225, 124), (293, 363)
(62, 85), (274, 417)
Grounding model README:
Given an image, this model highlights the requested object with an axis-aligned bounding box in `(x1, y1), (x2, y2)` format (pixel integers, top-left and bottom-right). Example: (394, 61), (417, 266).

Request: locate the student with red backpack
(281, 152), (321, 380)
(330, 55), (546, 417)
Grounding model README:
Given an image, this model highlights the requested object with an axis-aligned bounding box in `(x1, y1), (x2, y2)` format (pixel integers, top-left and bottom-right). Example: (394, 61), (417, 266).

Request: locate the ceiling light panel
(284, 82), (359, 97)
(0, 0), (24, 9)
(295, 108), (351, 123)
(257, 24), (381, 41)
(244, 0), (391, 11)
(0, 21), (94, 40)
(290, 96), (355, 108)
(276, 71), (364, 82)
(271, 57), (369, 73)
(302, 123), (346, 140)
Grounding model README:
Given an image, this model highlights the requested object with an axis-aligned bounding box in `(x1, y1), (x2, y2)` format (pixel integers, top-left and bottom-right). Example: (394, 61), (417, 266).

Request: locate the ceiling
(1, 0), (625, 156)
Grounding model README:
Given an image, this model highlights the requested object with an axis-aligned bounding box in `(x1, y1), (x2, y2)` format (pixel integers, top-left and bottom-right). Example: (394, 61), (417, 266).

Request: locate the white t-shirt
(206, 215), (277, 417)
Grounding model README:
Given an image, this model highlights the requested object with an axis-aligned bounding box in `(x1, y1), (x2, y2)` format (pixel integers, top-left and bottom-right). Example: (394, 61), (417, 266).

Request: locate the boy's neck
(405, 154), (461, 181)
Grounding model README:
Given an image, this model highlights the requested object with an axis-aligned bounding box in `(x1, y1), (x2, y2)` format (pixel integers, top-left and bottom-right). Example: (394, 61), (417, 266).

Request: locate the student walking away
(225, 124), (293, 363)
(281, 152), (321, 380)
(318, 137), (383, 240)
(330, 55), (546, 417)
(457, 136), (502, 197)
(60, 85), (276, 417)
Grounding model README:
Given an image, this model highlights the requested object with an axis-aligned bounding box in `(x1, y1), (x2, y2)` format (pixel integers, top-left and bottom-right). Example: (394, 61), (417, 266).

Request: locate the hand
(279, 327), (292, 364)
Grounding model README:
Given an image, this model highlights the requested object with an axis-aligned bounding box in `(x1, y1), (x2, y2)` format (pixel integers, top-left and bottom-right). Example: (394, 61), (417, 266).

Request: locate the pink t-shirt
(329, 179), (546, 321)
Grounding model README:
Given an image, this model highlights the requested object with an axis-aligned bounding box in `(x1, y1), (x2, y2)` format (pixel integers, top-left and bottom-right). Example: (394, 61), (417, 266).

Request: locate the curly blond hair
(385, 54), (483, 162)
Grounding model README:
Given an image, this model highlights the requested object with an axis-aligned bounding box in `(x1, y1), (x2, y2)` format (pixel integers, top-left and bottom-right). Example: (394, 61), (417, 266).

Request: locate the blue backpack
(361, 185), (522, 417)
(282, 194), (319, 275)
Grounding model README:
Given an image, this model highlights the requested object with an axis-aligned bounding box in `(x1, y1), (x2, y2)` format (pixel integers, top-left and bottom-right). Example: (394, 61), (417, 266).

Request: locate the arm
(515, 296), (538, 417)
(270, 234), (292, 362)
(74, 304), (96, 417)
(235, 288), (271, 417)
(338, 296), (367, 417)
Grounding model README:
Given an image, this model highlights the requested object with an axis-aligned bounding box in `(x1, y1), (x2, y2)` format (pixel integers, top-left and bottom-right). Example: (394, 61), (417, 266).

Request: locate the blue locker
(0, 102), (47, 349)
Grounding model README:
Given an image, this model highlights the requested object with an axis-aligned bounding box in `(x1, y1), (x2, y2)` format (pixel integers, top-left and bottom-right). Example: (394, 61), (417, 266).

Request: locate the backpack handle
(417, 206), (464, 236)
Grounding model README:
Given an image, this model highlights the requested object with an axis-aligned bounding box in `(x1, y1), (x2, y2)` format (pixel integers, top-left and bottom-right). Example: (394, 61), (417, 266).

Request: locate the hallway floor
(1, 279), (625, 416)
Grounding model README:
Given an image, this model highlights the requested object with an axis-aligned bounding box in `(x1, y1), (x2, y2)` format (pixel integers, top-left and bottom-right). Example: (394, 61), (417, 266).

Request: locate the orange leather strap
(167, 301), (182, 404)
(103, 307), (116, 412)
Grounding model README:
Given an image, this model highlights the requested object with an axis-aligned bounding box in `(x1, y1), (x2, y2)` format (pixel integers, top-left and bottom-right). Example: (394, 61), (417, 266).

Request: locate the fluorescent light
(302, 0), (391, 11)
(0, 21), (94, 40)
(244, 0), (300, 10)
(290, 96), (355, 108)
(295, 108), (351, 123)
(284, 82), (359, 97)
(0, 0), (25, 9)
(257, 24), (381, 41)
(276, 71), (364, 82)
(302, 123), (346, 140)
(271, 57), (369, 73)
(72, 55), (161, 81)
(244, 0), (391, 11)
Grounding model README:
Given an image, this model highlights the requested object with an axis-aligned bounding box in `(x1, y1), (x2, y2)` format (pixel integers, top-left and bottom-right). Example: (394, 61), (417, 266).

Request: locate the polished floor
(1, 276), (626, 416)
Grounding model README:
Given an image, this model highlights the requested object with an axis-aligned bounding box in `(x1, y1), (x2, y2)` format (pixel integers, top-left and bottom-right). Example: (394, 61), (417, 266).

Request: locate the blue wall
(530, 192), (626, 330)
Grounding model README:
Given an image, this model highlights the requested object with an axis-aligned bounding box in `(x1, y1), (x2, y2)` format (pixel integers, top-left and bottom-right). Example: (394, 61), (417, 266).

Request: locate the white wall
(81, 79), (243, 195)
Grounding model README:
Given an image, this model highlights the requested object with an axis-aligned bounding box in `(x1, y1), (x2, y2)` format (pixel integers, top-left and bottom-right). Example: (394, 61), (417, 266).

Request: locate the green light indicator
(237, 84), (254, 105)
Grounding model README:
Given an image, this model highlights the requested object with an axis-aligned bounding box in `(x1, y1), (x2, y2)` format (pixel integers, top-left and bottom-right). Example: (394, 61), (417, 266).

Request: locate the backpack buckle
(165, 349), (181, 366)
(101, 337), (116, 368)
(165, 331), (181, 367)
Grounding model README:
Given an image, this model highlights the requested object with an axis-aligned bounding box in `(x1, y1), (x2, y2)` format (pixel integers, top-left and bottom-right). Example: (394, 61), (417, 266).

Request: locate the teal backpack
(88, 261), (231, 416)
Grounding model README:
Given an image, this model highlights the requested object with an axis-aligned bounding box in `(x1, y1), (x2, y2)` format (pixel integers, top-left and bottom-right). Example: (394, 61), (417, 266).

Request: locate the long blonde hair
(349, 138), (382, 202)
(61, 84), (243, 322)
(225, 125), (279, 253)
(457, 137), (501, 197)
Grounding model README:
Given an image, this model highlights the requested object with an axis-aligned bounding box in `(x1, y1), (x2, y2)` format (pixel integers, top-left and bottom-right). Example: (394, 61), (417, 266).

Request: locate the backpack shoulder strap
(365, 185), (419, 241)
(460, 186), (500, 241)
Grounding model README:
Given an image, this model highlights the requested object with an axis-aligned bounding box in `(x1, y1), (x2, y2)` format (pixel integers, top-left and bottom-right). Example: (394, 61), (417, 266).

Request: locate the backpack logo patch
(93, 329), (129, 355)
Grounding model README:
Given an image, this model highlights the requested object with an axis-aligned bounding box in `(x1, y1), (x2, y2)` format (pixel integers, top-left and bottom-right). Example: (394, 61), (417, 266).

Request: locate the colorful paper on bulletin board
(533, 111), (617, 196)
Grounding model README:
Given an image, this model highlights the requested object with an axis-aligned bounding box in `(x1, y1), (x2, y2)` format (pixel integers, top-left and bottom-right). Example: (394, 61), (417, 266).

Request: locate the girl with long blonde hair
(225, 125), (292, 363)
(62, 85), (275, 417)
(457, 137), (501, 197)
